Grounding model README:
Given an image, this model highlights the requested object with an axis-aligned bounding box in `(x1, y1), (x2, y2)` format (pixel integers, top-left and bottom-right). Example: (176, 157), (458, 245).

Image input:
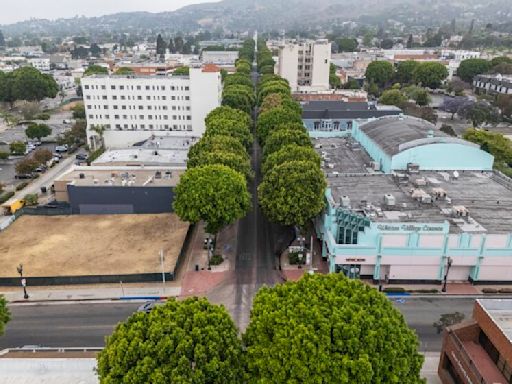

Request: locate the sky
(0, 0), (219, 25)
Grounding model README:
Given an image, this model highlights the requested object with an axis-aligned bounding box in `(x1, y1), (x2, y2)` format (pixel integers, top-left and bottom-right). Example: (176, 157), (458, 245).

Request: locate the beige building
(277, 39), (331, 92)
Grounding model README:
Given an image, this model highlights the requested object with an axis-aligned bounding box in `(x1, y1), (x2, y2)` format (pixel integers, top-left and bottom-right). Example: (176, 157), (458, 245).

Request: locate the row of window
(102, 124), (193, 131)
(88, 114), (192, 121)
(85, 95), (190, 101)
(86, 104), (190, 111)
(83, 84), (189, 91)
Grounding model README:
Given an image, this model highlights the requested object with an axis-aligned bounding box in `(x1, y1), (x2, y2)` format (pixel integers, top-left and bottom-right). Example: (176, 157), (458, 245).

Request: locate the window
(162, 96), (166, 100)
(139, 115), (144, 119)
(88, 114), (94, 119)
(119, 85), (124, 90)
(147, 106), (152, 110)
(146, 96), (151, 100)
(122, 106), (126, 110)
(161, 86), (166, 91)
(111, 85), (116, 90)
(185, 96), (190, 100)
(187, 115), (191, 120)
(137, 85), (141, 90)
(185, 86), (189, 91)
(122, 115), (127, 119)
(137, 96), (142, 100)
(112, 95), (117, 100)
(86, 95), (91, 100)
(314, 121), (320, 130)
(114, 115), (119, 119)
(146, 86), (150, 90)
(115, 124), (121, 129)
(140, 124), (145, 129)
(121, 95), (126, 100)
(103, 105), (108, 109)
(101, 85), (106, 90)
(113, 105), (118, 110)
(164, 115), (168, 120)
(171, 96), (176, 100)
(84, 85), (90, 89)
(105, 115), (109, 119)
(148, 115), (153, 120)
(186, 106), (190, 111)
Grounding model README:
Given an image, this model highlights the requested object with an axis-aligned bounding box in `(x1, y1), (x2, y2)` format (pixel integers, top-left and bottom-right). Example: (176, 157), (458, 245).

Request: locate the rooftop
(314, 137), (512, 234)
(478, 299), (512, 343)
(301, 101), (401, 120)
(56, 166), (184, 187)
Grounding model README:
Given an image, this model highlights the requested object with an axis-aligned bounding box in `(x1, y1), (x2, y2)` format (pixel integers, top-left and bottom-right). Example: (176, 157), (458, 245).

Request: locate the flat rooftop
(93, 148), (189, 167)
(314, 137), (512, 234)
(57, 166), (184, 187)
(478, 299), (512, 343)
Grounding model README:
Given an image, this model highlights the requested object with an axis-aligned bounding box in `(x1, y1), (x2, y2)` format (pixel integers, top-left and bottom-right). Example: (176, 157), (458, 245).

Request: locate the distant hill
(1, 0), (511, 37)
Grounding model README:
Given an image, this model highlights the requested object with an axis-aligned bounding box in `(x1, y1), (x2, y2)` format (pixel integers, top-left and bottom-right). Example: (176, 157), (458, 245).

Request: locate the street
(0, 297), (476, 350)
(0, 302), (139, 348)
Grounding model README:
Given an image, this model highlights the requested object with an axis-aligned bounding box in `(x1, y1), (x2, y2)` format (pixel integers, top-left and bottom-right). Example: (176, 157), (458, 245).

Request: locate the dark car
(75, 153), (88, 161)
(137, 301), (162, 314)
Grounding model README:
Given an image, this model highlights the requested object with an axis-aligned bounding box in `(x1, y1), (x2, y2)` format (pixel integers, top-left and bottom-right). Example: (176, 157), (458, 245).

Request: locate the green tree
(490, 56), (512, 67)
(262, 144), (321, 175)
(329, 63), (341, 89)
(403, 85), (432, 106)
(205, 117), (253, 149)
(72, 103), (86, 119)
(0, 71), (16, 106)
(9, 141), (26, 155)
(260, 93), (301, 115)
(379, 89), (407, 106)
(188, 135), (249, 167)
(257, 107), (303, 144)
(257, 83), (291, 105)
(395, 60), (420, 84)
(222, 87), (253, 114)
(97, 298), (245, 384)
(259, 65), (274, 74)
(25, 123), (51, 140)
(457, 58), (491, 82)
(156, 33), (166, 55)
(33, 148), (53, 164)
(205, 106), (251, 131)
(173, 66), (189, 76)
(173, 165), (250, 235)
(413, 62), (448, 89)
(365, 61), (395, 88)
(224, 74), (253, 88)
(244, 274), (425, 383)
(236, 61), (251, 75)
(114, 67), (134, 75)
(262, 128), (311, 159)
(336, 37), (358, 52)
(458, 101), (499, 127)
(9, 67), (58, 102)
(84, 64), (108, 76)
(20, 101), (41, 120)
(0, 296), (9, 337)
(497, 94), (512, 118)
(188, 150), (252, 180)
(258, 160), (325, 228)
(259, 74), (288, 88)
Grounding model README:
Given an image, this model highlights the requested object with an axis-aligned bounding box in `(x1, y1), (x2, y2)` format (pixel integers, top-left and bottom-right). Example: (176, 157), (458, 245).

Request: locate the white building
(277, 39), (331, 92)
(201, 50), (239, 65)
(28, 57), (50, 71)
(81, 66), (222, 149)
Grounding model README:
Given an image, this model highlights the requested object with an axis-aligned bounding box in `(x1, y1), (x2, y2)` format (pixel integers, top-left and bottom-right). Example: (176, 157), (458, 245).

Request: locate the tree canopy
(256, 107), (303, 144)
(262, 144), (321, 175)
(97, 297), (245, 384)
(0, 296), (9, 337)
(188, 135), (249, 166)
(224, 74), (253, 88)
(259, 93), (302, 115)
(379, 89), (407, 106)
(258, 160), (325, 228)
(263, 127), (311, 158)
(25, 123), (51, 140)
(205, 106), (251, 131)
(115, 67), (134, 75)
(413, 62), (448, 89)
(457, 58), (491, 82)
(188, 149), (252, 180)
(84, 64), (108, 76)
(173, 66), (190, 76)
(173, 165), (250, 234)
(365, 61), (394, 88)
(243, 274), (425, 384)
(395, 61), (420, 84)
(205, 116), (253, 149)
(0, 67), (58, 104)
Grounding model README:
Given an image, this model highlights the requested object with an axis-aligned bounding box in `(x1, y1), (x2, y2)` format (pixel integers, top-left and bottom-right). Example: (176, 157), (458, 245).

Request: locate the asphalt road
(0, 303), (139, 349)
(0, 297), (476, 350)
(392, 296), (474, 352)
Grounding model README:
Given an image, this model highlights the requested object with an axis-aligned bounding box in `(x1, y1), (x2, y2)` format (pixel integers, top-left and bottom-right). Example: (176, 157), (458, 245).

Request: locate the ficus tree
(243, 274), (425, 384)
(258, 160), (326, 228)
(97, 298), (245, 384)
(173, 164), (250, 235)
(262, 144), (321, 175)
(262, 128), (311, 158)
(256, 107), (303, 144)
(188, 135), (249, 167)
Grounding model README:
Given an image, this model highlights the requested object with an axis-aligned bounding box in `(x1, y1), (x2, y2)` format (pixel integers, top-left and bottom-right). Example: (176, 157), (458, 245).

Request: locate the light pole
(16, 264), (29, 300)
(441, 257), (453, 293)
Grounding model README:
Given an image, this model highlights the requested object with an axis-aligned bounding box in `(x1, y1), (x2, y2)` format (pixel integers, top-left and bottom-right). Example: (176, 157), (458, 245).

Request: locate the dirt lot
(0, 214), (189, 277)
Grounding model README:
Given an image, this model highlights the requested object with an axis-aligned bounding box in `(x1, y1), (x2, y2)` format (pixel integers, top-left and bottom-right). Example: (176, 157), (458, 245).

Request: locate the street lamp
(441, 257), (453, 293)
(297, 253), (303, 269)
(16, 264), (29, 300)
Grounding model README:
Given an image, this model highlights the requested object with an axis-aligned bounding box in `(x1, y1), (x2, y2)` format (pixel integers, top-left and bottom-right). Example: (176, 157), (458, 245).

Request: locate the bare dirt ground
(0, 214), (189, 277)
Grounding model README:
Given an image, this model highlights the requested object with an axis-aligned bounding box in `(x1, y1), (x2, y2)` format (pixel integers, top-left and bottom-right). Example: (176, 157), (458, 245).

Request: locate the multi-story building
(81, 65), (222, 149)
(439, 299), (512, 384)
(201, 50), (239, 65)
(28, 57), (50, 71)
(277, 39), (331, 92)
(473, 74), (512, 96)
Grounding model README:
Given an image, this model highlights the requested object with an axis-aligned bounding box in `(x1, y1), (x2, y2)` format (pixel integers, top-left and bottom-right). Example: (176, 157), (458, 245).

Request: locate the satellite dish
(453, 171), (459, 179)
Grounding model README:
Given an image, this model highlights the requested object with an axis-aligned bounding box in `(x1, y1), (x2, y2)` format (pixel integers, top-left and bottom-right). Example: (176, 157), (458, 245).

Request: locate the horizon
(0, 0), (219, 25)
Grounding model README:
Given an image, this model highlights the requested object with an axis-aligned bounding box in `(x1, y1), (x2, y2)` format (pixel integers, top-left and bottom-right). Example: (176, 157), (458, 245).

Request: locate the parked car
(52, 152), (63, 159)
(15, 173), (34, 179)
(55, 144), (68, 153)
(63, 119), (72, 124)
(51, 156), (60, 163)
(35, 166), (47, 173)
(137, 301), (163, 314)
(75, 153), (88, 161)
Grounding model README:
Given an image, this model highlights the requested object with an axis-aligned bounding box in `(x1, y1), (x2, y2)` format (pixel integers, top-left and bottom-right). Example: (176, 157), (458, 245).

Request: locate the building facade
(81, 66), (222, 149)
(201, 50), (239, 65)
(277, 39), (331, 92)
(312, 116), (512, 284)
(439, 299), (512, 384)
(474, 74), (512, 96)
(28, 57), (50, 71)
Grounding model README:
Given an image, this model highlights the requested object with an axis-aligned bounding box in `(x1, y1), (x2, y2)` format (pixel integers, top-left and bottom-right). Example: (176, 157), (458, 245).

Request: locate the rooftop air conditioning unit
(341, 195), (351, 208)
(384, 193), (396, 206)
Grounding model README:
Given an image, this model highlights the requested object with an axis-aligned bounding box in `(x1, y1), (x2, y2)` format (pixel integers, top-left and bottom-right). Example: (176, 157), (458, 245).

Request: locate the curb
(9, 296), (175, 304)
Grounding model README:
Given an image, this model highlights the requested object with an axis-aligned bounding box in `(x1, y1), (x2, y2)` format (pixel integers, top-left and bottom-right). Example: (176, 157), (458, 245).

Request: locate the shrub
(383, 287), (406, 293)
(288, 251), (306, 265)
(210, 254), (224, 266)
(15, 182), (29, 191)
(0, 192), (15, 204)
(499, 288), (512, 294)
(0, 152), (9, 160)
(35, 112), (51, 120)
(23, 193), (38, 206)
(482, 288), (498, 294)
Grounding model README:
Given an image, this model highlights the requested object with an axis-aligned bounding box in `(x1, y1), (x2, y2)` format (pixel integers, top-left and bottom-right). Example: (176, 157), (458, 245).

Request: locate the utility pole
(16, 264), (28, 300)
(160, 250), (166, 294)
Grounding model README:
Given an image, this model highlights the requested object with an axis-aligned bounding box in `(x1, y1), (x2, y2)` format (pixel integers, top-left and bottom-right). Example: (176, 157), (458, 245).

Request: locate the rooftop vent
(79, 173), (85, 179)
(384, 193), (396, 206)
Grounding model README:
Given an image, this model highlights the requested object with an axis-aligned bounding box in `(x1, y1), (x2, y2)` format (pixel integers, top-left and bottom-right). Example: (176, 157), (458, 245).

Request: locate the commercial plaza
(313, 115), (512, 283)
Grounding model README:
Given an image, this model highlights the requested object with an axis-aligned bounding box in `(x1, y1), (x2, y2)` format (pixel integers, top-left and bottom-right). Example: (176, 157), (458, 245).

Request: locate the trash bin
(195, 264), (199, 272)
(40, 186), (47, 193)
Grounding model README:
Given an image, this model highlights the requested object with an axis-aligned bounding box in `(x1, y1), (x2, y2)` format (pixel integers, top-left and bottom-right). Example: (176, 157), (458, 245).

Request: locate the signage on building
(345, 258), (366, 262)
(376, 224), (445, 233)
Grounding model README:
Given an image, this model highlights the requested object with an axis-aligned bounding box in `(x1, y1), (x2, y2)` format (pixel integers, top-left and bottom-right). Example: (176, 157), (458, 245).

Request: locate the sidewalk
(421, 352), (441, 384)
(1, 282), (181, 303)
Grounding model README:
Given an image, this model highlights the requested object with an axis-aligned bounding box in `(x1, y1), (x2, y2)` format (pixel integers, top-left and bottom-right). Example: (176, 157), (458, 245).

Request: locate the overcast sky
(0, 0), (218, 25)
